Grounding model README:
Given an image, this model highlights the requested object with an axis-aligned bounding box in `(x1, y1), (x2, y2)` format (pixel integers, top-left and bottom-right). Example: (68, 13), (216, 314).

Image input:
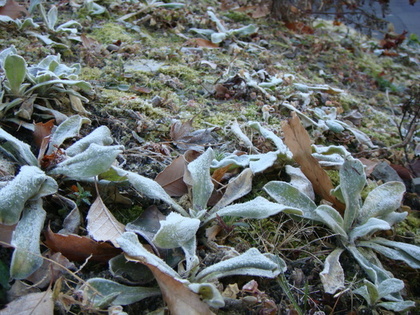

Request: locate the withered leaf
(33, 119), (55, 149)
(155, 155), (188, 197)
(0, 289), (54, 315)
(44, 226), (121, 262)
(185, 38), (219, 49)
(170, 119), (218, 151)
(282, 112), (344, 213)
(0, 0), (27, 19)
(86, 196), (125, 248)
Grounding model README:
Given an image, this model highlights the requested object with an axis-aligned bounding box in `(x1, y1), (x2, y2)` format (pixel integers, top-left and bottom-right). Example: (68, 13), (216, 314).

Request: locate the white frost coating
(10, 199), (46, 279)
(285, 165), (315, 200)
(185, 148), (214, 212)
(358, 182), (405, 224)
(117, 232), (180, 279)
(0, 166), (56, 225)
(113, 167), (188, 216)
(49, 144), (123, 178)
(47, 115), (91, 154)
(0, 128), (38, 166)
(209, 196), (302, 222)
(195, 248), (282, 282)
(320, 248), (345, 294)
(66, 126), (113, 157)
(152, 212), (200, 249)
(248, 121), (291, 156)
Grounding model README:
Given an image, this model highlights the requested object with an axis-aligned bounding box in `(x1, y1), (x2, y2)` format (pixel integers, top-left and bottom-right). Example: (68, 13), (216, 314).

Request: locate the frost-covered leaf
(315, 205), (347, 238)
(113, 167), (188, 216)
(153, 213), (200, 249)
(263, 181), (317, 220)
(249, 151), (279, 173)
(311, 144), (349, 167)
(285, 165), (315, 200)
(320, 248), (345, 294)
(359, 238), (420, 269)
(50, 144), (123, 179)
(348, 218), (391, 243)
(377, 300), (416, 312)
(80, 278), (160, 307)
(339, 156), (366, 230)
(47, 115), (91, 154)
(207, 196), (302, 223)
(0, 166), (57, 225)
(230, 24), (258, 36)
(109, 254), (155, 285)
(377, 278), (405, 299)
(353, 279), (379, 305)
(358, 182), (405, 224)
(87, 196), (125, 248)
(10, 199), (45, 279)
(211, 168), (253, 213)
(0, 289), (54, 315)
(194, 248), (285, 282)
(249, 121), (290, 154)
(185, 148), (214, 213)
(0, 128), (38, 166)
(153, 213), (200, 272)
(188, 283), (225, 308)
(66, 126), (113, 157)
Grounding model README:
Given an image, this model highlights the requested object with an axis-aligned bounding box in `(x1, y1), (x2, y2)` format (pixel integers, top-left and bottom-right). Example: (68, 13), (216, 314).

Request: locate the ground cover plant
(0, 0), (419, 314)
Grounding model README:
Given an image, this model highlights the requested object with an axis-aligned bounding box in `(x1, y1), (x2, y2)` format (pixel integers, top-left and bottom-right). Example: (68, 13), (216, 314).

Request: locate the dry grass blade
(282, 112), (345, 213)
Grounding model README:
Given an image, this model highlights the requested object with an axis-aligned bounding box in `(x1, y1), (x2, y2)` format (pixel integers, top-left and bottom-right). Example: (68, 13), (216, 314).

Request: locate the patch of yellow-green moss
(90, 22), (134, 44)
(159, 64), (201, 83)
(396, 212), (420, 245)
(80, 67), (103, 81)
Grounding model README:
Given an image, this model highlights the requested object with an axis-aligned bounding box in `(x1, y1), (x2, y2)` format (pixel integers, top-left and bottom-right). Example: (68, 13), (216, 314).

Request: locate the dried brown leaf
(0, 0), (27, 19)
(0, 289), (54, 315)
(145, 263), (214, 315)
(282, 112), (344, 212)
(185, 38), (219, 48)
(86, 196), (125, 248)
(170, 120), (218, 151)
(33, 119), (55, 149)
(44, 226), (121, 262)
(0, 223), (16, 248)
(155, 155), (188, 197)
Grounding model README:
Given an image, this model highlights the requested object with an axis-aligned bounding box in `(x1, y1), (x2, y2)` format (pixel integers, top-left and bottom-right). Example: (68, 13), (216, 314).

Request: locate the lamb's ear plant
(0, 117), (123, 279)
(189, 10), (258, 44)
(0, 46), (92, 122)
(263, 155), (419, 310)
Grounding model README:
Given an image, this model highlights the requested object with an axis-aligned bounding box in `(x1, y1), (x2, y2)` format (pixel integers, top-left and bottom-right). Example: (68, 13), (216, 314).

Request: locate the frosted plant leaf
(66, 126), (113, 157)
(0, 128), (38, 166)
(49, 144), (123, 179)
(10, 199), (46, 279)
(194, 248), (284, 282)
(285, 165), (315, 200)
(152, 213), (200, 249)
(0, 166), (57, 225)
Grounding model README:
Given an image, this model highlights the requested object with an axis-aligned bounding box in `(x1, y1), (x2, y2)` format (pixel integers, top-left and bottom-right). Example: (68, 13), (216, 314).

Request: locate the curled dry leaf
(86, 195), (125, 248)
(33, 119), (55, 149)
(282, 112), (345, 213)
(0, 289), (54, 315)
(44, 226), (121, 262)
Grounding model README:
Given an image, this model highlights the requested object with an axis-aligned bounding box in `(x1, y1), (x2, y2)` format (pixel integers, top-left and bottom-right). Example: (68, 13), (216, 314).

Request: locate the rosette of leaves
(0, 46), (92, 121)
(0, 116), (122, 279)
(263, 155), (419, 311)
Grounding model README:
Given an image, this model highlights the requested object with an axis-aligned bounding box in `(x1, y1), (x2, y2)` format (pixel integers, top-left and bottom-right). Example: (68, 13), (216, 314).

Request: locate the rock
(371, 162), (404, 184)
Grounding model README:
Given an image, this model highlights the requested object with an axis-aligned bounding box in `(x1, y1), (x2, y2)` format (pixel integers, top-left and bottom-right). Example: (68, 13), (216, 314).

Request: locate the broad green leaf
(207, 11), (227, 33)
(315, 205), (347, 238)
(152, 213), (200, 271)
(353, 279), (379, 305)
(263, 181), (317, 220)
(211, 32), (227, 44)
(188, 283), (225, 308)
(206, 196), (302, 223)
(347, 246), (393, 285)
(10, 200), (46, 279)
(358, 182), (405, 224)
(377, 278), (405, 299)
(194, 248), (285, 282)
(0, 166), (57, 225)
(377, 300), (416, 312)
(117, 232), (179, 279)
(48, 115), (91, 154)
(359, 238), (420, 269)
(49, 144), (123, 178)
(320, 248), (345, 294)
(109, 254), (154, 285)
(210, 168), (253, 213)
(340, 156), (365, 231)
(80, 278), (160, 307)
(113, 167), (188, 216)
(348, 218), (391, 243)
(185, 148), (214, 213)
(4, 54), (27, 95)
(0, 128), (38, 166)
(66, 126), (113, 157)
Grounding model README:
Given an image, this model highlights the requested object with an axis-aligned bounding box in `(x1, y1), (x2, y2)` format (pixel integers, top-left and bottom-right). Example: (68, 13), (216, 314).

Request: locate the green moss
(159, 65), (200, 83)
(113, 205), (144, 225)
(325, 170), (340, 187)
(80, 67), (103, 81)
(223, 11), (252, 23)
(90, 23), (134, 44)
